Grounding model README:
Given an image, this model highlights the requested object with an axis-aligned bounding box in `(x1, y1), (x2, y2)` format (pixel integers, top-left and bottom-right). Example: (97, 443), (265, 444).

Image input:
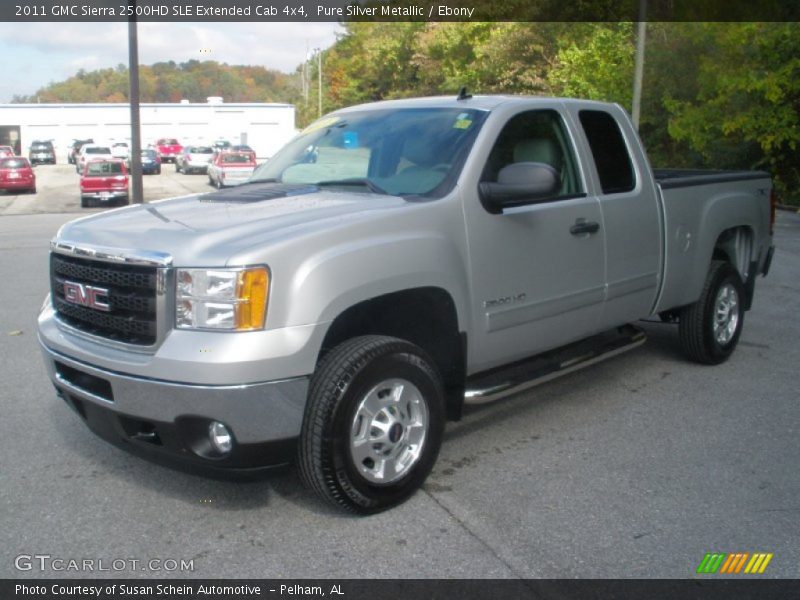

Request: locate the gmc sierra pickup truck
(38, 95), (775, 514)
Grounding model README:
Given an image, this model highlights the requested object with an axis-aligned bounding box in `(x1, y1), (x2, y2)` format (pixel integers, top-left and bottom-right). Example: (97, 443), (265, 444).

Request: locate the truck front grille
(50, 253), (158, 345)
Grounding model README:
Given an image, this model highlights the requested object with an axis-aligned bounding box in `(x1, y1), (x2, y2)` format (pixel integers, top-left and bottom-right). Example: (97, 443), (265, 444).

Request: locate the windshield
(86, 147), (111, 154)
(221, 153), (255, 164)
(87, 161), (124, 176)
(1, 158), (28, 168)
(250, 107), (487, 197)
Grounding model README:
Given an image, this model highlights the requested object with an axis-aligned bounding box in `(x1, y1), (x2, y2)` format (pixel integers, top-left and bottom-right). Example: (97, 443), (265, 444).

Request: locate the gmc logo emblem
(63, 281), (111, 312)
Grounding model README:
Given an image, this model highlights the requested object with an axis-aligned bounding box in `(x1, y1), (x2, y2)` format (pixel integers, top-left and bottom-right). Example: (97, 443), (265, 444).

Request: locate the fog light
(209, 421), (233, 454)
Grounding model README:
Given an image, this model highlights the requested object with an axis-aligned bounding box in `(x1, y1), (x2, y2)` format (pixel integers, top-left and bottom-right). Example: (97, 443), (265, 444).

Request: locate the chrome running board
(464, 324), (646, 405)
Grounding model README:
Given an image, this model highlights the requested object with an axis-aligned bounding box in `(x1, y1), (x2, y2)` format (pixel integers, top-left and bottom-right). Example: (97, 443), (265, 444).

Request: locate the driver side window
(481, 109), (583, 200)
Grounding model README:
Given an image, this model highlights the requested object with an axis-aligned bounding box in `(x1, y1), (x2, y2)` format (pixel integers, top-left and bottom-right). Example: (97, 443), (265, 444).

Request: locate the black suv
(68, 139), (94, 165)
(29, 140), (56, 165)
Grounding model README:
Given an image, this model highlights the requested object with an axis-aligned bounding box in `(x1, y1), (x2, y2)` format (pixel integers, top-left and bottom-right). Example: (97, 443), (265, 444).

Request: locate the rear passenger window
(579, 110), (635, 194)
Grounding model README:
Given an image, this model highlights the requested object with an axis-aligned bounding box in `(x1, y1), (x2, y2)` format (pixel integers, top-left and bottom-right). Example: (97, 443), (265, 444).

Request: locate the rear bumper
(0, 179), (35, 190)
(40, 341), (308, 472)
(186, 160), (211, 170)
(81, 189), (128, 199)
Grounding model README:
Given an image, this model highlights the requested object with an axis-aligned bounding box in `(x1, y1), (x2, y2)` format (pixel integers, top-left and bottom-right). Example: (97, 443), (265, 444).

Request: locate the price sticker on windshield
(453, 113), (473, 129)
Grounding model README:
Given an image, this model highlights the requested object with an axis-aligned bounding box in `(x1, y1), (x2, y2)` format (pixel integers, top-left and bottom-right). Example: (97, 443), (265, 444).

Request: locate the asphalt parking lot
(0, 205), (798, 579)
(0, 161), (213, 215)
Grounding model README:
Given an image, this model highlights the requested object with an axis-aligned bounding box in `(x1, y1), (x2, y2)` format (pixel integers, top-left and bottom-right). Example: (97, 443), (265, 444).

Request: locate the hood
(56, 182), (409, 266)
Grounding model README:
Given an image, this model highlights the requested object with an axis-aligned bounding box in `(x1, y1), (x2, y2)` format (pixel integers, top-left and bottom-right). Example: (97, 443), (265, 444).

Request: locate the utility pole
(317, 49), (323, 118)
(631, 0), (647, 131)
(302, 41), (309, 106)
(127, 0), (143, 204)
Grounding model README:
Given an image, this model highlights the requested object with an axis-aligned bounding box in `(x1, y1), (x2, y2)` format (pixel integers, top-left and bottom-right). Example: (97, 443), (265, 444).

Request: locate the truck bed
(653, 168), (772, 315)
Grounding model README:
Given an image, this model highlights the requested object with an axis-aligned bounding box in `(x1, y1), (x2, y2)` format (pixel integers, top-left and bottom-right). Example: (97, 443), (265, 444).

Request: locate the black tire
(679, 260), (745, 365)
(299, 335), (445, 514)
(80, 196), (90, 208)
(156, 166), (161, 175)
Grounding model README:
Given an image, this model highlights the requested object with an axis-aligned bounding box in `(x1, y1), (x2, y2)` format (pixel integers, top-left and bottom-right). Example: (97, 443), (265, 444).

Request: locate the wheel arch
(318, 287), (467, 421)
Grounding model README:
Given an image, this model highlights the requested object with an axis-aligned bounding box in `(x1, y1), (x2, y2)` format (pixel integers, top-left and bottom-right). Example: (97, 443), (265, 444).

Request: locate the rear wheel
(299, 335), (444, 514)
(80, 196), (90, 208)
(679, 260), (745, 364)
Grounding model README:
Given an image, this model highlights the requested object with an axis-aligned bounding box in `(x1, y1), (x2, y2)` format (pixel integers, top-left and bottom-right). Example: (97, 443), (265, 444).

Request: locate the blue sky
(0, 22), (342, 102)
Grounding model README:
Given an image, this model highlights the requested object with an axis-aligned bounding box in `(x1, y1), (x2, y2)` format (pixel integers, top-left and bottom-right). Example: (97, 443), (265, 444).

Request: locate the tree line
(15, 23), (799, 203)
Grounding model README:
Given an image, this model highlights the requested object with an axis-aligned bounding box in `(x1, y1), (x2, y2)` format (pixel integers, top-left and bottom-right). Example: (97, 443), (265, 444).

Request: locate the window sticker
(343, 131), (359, 149)
(453, 113), (473, 129)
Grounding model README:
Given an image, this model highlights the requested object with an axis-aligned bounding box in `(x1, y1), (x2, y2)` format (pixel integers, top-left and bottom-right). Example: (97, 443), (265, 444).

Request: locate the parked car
(0, 156), (36, 194)
(130, 148), (162, 175)
(211, 139), (232, 155)
(76, 144), (114, 173)
(154, 138), (182, 163)
(176, 146), (214, 174)
(111, 142), (130, 160)
(68, 139), (94, 164)
(37, 95), (775, 514)
(207, 151), (257, 188)
(0, 145), (15, 159)
(79, 159), (129, 207)
(29, 140), (56, 165)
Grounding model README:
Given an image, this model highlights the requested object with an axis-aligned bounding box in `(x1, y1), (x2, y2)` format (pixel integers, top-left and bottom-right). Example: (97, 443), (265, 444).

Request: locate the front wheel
(679, 260), (745, 364)
(299, 336), (445, 514)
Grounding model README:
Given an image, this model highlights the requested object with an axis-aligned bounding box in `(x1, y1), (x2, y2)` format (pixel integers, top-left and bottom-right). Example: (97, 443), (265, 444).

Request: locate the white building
(0, 97), (296, 160)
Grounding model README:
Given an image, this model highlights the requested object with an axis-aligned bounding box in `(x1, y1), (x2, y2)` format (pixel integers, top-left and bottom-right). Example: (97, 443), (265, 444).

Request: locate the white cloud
(0, 22), (343, 101)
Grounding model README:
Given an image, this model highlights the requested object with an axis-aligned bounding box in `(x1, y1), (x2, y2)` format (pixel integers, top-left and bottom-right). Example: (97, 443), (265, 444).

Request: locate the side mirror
(479, 162), (559, 214)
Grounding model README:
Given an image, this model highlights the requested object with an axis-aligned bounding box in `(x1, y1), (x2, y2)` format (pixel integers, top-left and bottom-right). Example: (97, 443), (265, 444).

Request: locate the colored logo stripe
(697, 553), (726, 574)
(697, 552), (773, 574)
(719, 553), (749, 573)
(744, 553), (773, 574)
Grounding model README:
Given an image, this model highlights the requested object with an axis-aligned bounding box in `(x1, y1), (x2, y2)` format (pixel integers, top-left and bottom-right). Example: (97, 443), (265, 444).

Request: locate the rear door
(567, 106), (662, 328)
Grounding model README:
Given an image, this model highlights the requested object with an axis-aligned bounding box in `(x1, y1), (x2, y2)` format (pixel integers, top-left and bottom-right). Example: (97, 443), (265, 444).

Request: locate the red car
(154, 138), (183, 163)
(0, 157), (36, 194)
(0, 145), (15, 159)
(207, 151), (257, 188)
(80, 159), (129, 207)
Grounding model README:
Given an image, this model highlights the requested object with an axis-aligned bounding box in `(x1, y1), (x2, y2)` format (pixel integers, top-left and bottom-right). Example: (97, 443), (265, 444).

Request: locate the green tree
(547, 23), (635, 108)
(666, 23), (800, 201)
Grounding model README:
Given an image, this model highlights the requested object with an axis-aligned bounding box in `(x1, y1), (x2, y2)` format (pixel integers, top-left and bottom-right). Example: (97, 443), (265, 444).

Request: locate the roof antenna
(457, 87), (472, 101)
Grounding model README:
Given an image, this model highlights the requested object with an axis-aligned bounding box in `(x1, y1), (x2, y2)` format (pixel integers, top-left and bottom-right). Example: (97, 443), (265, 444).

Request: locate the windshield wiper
(245, 177), (279, 185)
(315, 178), (389, 195)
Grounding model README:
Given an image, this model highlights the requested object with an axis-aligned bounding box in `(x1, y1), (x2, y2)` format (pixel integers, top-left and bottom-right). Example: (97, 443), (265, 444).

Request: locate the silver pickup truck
(38, 95), (775, 514)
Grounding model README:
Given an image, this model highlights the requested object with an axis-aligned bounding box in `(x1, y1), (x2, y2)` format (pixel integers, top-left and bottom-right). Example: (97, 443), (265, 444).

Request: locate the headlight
(175, 267), (269, 331)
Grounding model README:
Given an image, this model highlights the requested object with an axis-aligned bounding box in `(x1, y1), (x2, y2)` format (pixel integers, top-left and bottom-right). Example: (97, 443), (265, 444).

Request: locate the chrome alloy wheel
(349, 378), (429, 485)
(713, 283), (740, 345)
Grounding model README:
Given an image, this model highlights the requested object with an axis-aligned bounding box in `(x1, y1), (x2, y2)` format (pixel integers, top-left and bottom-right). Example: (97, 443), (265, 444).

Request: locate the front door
(462, 107), (607, 373)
